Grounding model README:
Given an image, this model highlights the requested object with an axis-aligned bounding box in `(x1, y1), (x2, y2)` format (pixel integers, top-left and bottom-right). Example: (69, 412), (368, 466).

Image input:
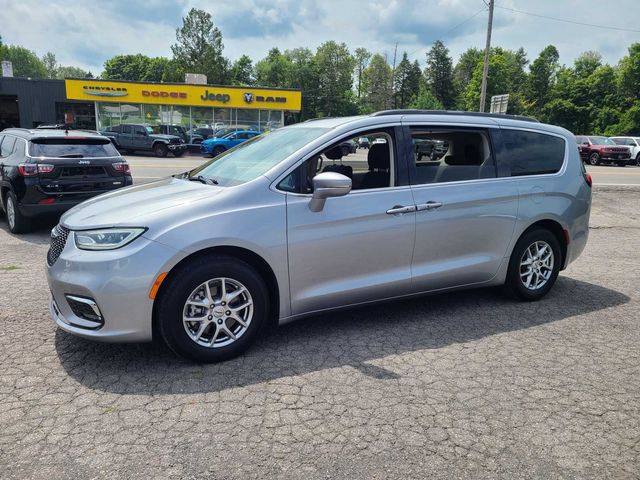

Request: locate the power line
(406, 6), (487, 61)
(495, 5), (640, 33)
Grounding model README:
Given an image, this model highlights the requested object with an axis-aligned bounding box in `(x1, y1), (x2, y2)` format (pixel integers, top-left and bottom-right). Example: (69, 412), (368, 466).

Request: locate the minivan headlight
(75, 228), (146, 250)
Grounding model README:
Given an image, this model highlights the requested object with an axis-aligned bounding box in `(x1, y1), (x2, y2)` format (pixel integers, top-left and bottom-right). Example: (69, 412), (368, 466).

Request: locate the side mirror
(309, 172), (352, 212)
(137, 131), (147, 136)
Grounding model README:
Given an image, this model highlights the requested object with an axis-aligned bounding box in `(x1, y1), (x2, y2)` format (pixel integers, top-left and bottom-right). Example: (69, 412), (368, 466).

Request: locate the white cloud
(0, 0), (638, 75)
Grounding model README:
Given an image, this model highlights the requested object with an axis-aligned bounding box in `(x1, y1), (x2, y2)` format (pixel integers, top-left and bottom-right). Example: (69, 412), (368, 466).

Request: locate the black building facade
(0, 77), (95, 130)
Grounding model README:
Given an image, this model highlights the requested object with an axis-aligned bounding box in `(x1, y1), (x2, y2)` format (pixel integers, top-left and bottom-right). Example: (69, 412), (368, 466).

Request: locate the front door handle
(416, 201), (444, 211)
(386, 205), (416, 215)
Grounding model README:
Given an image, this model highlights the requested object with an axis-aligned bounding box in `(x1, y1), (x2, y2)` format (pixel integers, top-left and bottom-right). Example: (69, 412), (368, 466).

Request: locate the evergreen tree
(424, 40), (456, 109)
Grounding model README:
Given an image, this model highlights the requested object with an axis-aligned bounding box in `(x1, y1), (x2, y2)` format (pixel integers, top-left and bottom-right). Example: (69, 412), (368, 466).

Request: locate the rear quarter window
(500, 129), (566, 176)
(29, 138), (120, 158)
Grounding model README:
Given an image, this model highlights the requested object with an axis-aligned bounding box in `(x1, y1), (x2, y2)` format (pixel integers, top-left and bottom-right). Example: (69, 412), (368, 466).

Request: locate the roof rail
(370, 109), (540, 123)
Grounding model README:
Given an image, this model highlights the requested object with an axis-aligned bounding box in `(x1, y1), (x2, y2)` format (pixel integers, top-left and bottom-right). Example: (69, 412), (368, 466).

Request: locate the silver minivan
(46, 111), (592, 362)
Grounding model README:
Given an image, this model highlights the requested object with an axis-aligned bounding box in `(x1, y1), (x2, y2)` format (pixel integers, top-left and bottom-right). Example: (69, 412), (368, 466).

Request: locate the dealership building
(0, 77), (302, 139)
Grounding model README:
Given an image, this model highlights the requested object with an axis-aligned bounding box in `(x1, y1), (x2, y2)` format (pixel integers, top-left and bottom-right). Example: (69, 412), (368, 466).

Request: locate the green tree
(56, 65), (93, 79)
(353, 47), (372, 104)
(41, 52), (58, 78)
(574, 51), (602, 78)
(618, 43), (640, 102)
(102, 54), (172, 81)
(393, 53), (420, 109)
(284, 48), (319, 120)
(361, 53), (392, 112)
(526, 45), (559, 116)
(230, 55), (254, 85)
(453, 48), (483, 107)
(410, 79), (443, 109)
(254, 48), (292, 87)
(171, 8), (229, 84)
(424, 40), (456, 109)
(0, 44), (47, 77)
(314, 41), (355, 116)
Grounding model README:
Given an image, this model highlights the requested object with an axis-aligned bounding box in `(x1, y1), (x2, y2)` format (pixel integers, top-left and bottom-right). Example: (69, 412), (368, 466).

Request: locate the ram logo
(243, 92), (254, 104)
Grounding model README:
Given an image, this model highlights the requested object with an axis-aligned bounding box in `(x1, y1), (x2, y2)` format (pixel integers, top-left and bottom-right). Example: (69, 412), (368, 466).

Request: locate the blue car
(200, 130), (261, 157)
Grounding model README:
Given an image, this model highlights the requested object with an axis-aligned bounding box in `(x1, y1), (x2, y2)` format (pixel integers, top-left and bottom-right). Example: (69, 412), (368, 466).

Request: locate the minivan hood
(61, 177), (223, 229)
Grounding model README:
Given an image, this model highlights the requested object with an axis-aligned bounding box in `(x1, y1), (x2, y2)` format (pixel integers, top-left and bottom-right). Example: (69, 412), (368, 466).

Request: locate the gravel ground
(0, 187), (638, 479)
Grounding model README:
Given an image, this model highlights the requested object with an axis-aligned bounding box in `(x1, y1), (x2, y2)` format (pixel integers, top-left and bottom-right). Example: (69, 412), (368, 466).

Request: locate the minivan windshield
(188, 127), (328, 186)
(589, 136), (616, 145)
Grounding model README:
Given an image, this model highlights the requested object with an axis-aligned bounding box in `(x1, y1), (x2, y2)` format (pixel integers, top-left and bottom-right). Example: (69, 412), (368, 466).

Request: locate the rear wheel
(4, 191), (30, 234)
(589, 153), (600, 166)
(636, 153), (640, 166)
(153, 143), (168, 158)
(504, 228), (561, 301)
(157, 255), (269, 363)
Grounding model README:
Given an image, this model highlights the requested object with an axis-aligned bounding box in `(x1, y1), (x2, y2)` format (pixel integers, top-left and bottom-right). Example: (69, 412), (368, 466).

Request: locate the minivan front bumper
(46, 230), (180, 342)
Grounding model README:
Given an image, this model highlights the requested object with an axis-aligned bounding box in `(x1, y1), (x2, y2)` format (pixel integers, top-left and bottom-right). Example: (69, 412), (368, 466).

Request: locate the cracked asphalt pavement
(0, 187), (639, 479)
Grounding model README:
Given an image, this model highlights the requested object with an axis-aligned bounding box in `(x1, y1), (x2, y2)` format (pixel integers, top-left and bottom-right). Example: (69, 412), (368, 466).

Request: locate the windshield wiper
(188, 175), (219, 185)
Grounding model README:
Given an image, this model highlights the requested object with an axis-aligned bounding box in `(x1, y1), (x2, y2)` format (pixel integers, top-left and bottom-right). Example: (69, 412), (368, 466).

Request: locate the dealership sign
(65, 79), (301, 111)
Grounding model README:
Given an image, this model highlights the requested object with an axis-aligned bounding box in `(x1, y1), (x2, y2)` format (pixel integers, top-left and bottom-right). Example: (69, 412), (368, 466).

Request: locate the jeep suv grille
(47, 224), (70, 266)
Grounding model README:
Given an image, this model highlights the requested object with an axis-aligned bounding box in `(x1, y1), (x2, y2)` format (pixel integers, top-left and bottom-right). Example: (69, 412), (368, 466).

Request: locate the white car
(610, 136), (640, 166)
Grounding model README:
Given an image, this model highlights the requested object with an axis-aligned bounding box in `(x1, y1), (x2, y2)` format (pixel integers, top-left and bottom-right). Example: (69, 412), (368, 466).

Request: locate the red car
(575, 135), (631, 166)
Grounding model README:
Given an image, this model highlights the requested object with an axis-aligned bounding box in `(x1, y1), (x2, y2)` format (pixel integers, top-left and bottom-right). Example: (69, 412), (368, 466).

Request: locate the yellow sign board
(65, 79), (302, 111)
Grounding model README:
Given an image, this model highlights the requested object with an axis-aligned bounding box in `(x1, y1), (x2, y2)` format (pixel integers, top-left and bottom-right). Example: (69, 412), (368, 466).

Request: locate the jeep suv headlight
(75, 228), (146, 250)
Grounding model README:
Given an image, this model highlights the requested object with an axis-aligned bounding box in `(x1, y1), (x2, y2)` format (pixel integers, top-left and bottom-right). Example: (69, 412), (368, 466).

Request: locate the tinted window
(134, 126), (147, 135)
(121, 125), (133, 134)
(1, 136), (16, 157)
(29, 138), (120, 157)
(500, 129), (565, 176)
(409, 128), (496, 185)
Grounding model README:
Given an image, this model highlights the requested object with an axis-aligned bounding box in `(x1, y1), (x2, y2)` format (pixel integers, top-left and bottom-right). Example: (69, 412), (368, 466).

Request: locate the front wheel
(589, 153), (600, 166)
(212, 146), (226, 157)
(157, 255), (269, 363)
(153, 143), (169, 158)
(635, 153), (640, 166)
(504, 228), (561, 301)
(173, 150), (185, 158)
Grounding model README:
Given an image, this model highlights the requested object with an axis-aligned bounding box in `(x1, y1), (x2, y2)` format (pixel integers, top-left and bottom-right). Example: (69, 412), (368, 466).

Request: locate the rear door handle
(386, 205), (416, 215)
(416, 201), (443, 211)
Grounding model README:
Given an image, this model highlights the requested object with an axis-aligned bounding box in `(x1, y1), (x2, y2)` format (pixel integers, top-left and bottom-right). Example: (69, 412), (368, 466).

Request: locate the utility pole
(479, 0), (494, 112)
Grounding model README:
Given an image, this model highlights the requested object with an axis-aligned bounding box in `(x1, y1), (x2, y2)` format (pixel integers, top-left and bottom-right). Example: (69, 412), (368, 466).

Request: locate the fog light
(65, 295), (103, 324)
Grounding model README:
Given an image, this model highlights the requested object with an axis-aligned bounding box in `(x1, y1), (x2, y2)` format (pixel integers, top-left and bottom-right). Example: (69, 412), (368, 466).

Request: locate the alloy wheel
(6, 196), (15, 230)
(182, 277), (253, 348)
(519, 240), (554, 290)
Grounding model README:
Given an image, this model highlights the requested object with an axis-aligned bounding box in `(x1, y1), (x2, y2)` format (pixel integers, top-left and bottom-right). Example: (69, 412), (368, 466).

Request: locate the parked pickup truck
(102, 124), (187, 157)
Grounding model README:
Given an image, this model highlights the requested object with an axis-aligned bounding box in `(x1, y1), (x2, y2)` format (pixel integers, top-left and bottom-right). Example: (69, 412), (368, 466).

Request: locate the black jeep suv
(0, 128), (132, 233)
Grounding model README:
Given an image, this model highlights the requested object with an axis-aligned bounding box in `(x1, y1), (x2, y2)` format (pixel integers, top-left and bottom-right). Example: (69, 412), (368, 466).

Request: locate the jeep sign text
(200, 90), (231, 103)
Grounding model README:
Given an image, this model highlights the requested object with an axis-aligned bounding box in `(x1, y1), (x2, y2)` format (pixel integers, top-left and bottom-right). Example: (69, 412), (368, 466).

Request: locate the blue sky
(1, 0), (639, 76)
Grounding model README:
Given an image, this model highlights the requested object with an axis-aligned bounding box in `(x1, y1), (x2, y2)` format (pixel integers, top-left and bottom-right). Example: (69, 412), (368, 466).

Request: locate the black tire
(153, 143), (169, 158)
(213, 146), (226, 157)
(173, 150), (185, 158)
(157, 255), (269, 363)
(124, 149), (135, 155)
(636, 153), (640, 166)
(504, 228), (561, 301)
(617, 163), (626, 167)
(4, 191), (30, 234)
(589, 153), (600, 166)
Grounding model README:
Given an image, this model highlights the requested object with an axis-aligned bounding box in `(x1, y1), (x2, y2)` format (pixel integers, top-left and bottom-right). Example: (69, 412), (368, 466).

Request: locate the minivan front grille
(47, 224), (70, 266)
